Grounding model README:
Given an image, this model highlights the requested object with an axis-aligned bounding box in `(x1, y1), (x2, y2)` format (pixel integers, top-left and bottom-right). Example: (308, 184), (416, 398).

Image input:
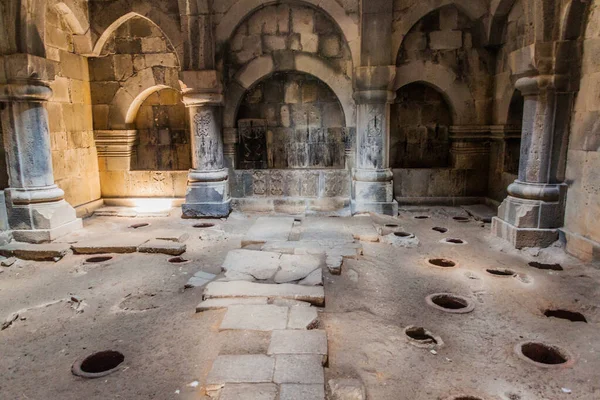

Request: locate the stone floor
(0, 207), (599, 399)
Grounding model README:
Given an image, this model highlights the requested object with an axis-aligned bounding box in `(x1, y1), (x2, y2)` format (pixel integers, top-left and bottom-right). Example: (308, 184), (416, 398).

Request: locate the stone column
(351, 66), (398, 215)
(181, 90), (231, 217)
(492, 75), (568, 248)
(0, 54), (82, 243)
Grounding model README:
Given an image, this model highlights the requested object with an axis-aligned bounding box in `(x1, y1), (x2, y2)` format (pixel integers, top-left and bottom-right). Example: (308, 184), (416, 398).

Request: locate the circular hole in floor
(193, 223), (215, 228)
(72, 350), (124, 378)
(486, 268), (516, 277)
(394, 231), (414, 238)
(385, 224), (399, 228)
(528, 261), (563, 271)
(129, 223), (149, 229)
(453, 216), (470, 222)
(446, 397), (485, 400)
(414, 215), (430, 219)
(544, 309), (587, 323)
(85, 256), (113, 263)
(428, 258), (456, 268)
(444, 238), (465, 244)
(432, 227), (448, 233)
(426, 293), (474, 313)
(405, 326), (437, 345)
(168, 256), (189, 264)
(516, 342), (570, 367)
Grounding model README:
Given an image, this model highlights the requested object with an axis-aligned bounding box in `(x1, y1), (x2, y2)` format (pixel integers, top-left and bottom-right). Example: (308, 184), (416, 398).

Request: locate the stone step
(206, 354), (275, 394)
(71, 234), (151, 254)
(220, 305), (289, 331)
(152, 230), (189, 243)
(0, 242), (71, 261)
(203, 281), (325, 306)
(196, 297), (269, 312)
(242, 217), (295, 247)
(219, 383), (278, 400)
(185, 270), (217, 289)
(138, 239), (186, 256)
(287, 306), (319, 329)
(268, 330), (327, 362)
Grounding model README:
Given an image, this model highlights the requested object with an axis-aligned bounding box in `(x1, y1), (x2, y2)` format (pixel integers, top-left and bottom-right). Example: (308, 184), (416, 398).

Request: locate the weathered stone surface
(242, 217), (295, 246)
(382, 233), (420, 248)
(223, 249), (281, 281)
(287, 306), (319, 329)
(280, 384), (325, 400)
(206, 355), (274, 393)
(268, 330), (327, 359)
(138, 240), (186, 255)
(72, 234), (150, 254)
(299, 268), (323, 286)
(326, 255), (343, 275)
(274, 254), (321, 283)
(461, 204), (496, 223)
(0, 242), (70, 261)
(1, 257), (16, 267)
(185, 270), (217, 288)
(220, 305), (288, 331)
(196, 297), (269, 312)
(153, 230), (189, 243)
(273, 355), (324, 384)
(204, 281), (325, 306)
(219, 383), (278, 400)
(328, 378), (366, 400)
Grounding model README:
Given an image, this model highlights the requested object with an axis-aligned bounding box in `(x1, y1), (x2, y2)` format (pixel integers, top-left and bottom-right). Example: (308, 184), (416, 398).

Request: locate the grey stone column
(492, 75), (568, 248)
(351, 66), (398, 216)
(181, 91), (231, 218)
(0, 57), (82, 242)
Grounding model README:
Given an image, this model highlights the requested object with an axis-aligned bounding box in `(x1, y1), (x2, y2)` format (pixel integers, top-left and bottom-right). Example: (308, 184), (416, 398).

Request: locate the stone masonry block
(301, 33), (319, 53)
(429, 31), (462, 50)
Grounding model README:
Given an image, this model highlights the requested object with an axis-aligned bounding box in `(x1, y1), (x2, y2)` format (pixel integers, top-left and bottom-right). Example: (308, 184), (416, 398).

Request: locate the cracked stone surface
(138, 239), (186, 255)
(203, 281), (325, 306)
(223, 249), (282, 281)
(220, 305), (289, 331)
(72, 234), (151, 254)
(0, 242), (70, 261)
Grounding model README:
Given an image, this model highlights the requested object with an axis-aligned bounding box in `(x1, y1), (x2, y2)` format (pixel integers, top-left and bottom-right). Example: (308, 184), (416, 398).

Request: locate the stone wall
(563, 1), (600, 260)
(237, 72), (346, 169)
(390, 83), (452, 168)
(0, 123), (7, 189)
(45, 6), (101, 208)
(132, 88), (191, 171)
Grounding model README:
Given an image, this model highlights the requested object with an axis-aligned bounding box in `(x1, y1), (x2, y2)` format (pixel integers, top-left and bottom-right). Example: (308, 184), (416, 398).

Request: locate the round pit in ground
(404, 326), (443, 348)
(414, 215), (429, 219)
(193, 223), (215, 228)
(427, 258), (456, 268)
(72, 350), (125, 378)
(442, 238), (465, 245)
(385, 224), (399, 228)
(544, 309), (587, 323)
(432, 227), (448, 233)
(528, 261), (563, 271)
(129, 223), (149, 229)
(426, 293), (474, 313)
(85, 256), (113, 263)
(394, 232), (414, 238)
(453, 216), (470, 222)
(168, 256), (189, 264)
(486, 268), (516, 277)
(515, 342), (572, 367)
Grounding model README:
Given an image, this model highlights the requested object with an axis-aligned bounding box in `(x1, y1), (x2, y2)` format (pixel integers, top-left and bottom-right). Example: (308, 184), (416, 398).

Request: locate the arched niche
(235, 71), (346, 169)
(504, 90), (524, 175)
(390, 82), (453, 169)
(130, 87), (191, 171)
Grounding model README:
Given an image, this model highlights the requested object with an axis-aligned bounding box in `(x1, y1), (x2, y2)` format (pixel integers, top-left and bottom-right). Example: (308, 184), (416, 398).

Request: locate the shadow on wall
(236, 72), (346, 169)
(390, 83), (452, 168)
(131, 88), (191, 171)
(0, 121), (7, 190)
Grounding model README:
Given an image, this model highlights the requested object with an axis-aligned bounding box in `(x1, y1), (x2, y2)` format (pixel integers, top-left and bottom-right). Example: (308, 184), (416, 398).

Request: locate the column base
(351, 199), (398, 216)
(5, 197), (82, 244)
(491, 217), (558, 249)
(182, 170), (231, 218)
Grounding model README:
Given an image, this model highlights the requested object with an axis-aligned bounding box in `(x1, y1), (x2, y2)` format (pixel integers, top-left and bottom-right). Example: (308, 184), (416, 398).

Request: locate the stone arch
(107, 69), (182, 130)
(394, 62), (476, 125)
(52, 1), (89, 35)
(224, 52), (355, 129)
(488, 0), (517, 46)
(560, 0), (591, 41)
(91, 11), (183, 66)
(392, 0), (488, 62)
(215, 0), (359, 66)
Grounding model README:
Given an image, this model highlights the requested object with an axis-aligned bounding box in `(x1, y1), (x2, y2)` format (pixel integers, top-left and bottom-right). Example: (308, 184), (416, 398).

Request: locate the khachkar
(181, 71), (231, 218)
(492, 75), (570, 248)
(351, 66), (398, 216)
(0, 54), (82, 242)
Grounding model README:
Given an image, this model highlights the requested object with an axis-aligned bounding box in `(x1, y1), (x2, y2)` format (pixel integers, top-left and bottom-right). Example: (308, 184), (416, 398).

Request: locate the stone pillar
(0, 54), (82, 243)
(181, 91), (231, 218)
(351, 66), (398, 215)
(492, 75), (568, 248)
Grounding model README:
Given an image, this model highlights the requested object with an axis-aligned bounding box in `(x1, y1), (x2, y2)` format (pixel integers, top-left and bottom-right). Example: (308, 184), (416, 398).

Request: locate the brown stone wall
(564, 1), (600, 258)
(0, 123), (7, 189)
(390, 83), (452, 168)
(45, 7), (101, 207)
(132, 89), (191, 171)
(237, 72), (346, 169)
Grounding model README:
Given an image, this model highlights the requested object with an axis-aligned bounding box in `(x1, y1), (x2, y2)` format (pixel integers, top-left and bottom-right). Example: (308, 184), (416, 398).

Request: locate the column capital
(0, 53), (56, 84)
(180, 69), (223, 106)
(515, 74), (571, 96)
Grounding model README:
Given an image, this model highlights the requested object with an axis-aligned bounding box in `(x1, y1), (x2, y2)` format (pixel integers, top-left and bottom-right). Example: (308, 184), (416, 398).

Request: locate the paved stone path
(197, 216), (372, 399)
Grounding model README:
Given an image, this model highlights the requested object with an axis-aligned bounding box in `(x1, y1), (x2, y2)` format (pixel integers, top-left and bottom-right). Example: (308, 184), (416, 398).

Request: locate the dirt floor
(0, 207), (599, 400)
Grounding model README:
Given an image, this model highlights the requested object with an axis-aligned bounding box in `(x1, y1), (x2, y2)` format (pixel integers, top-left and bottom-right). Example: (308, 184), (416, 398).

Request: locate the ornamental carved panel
(238, 119), (268, 169)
